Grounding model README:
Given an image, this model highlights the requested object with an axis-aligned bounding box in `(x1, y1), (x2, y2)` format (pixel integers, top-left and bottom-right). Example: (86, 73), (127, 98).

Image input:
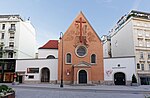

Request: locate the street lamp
(60, 32), (64, 88)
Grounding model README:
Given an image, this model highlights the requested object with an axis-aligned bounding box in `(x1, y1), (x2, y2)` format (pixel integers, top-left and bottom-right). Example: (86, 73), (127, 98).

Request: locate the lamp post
(60, 32), (63, 88)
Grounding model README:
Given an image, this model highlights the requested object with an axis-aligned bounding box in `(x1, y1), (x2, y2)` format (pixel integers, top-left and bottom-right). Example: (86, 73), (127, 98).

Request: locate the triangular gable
(63, 11), (102, 48)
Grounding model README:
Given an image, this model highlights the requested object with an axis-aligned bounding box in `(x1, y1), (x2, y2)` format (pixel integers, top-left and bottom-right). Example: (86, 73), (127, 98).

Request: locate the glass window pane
(91, 54), (96, 63)
(66, 53), (71, 63)
(76, 46), (87, 57)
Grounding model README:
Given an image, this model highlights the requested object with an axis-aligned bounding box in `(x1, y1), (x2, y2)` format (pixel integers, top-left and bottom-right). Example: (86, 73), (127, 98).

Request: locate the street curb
(10, 85), (150, 94)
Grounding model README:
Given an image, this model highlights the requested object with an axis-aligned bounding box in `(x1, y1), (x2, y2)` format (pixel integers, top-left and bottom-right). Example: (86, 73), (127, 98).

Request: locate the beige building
(105, 10), (150, 85)
(0, 15), (36, 83)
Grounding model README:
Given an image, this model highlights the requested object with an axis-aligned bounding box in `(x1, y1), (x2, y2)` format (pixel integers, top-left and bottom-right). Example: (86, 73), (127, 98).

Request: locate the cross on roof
(76, 17), (86, 43)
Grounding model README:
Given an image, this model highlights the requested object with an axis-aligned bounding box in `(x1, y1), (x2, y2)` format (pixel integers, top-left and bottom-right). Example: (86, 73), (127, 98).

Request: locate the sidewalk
(1, 83), (150, 92)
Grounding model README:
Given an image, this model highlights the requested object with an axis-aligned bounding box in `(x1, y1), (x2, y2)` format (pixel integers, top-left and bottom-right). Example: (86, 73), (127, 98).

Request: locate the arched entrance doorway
(79, 70), (87, 84)
(41, 67), (50, 82)
(114, 72), (126, 85)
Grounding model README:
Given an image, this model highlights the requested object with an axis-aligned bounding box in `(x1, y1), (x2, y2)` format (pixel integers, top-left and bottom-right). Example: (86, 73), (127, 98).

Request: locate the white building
(104, 57), (136, 85)
(16, 40), (58, 83)
(38, 40), (58, 59)
(105, 10), (150, 85)
(0, 15), (36, 83)
(101, 35), (111, 58)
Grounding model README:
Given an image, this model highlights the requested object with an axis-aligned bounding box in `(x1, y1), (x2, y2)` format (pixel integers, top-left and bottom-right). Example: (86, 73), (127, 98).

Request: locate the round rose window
(76, 46), (87, 57)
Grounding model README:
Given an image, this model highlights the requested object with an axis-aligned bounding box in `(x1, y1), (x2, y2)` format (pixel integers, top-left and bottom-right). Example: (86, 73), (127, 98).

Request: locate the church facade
(16, 12), (104, 84)
(58, 12), (104, 84)
(15, 11), (138, 85)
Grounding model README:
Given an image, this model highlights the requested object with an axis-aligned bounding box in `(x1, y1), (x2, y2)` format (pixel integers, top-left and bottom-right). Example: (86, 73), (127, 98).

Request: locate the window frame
(75, 45), (87, 58)
(90, 54), (96, 64)
(28, 75), (34, 79)
(1, 33), (4, 39)
(9, 33), (15, 39)
(9, 42), (14, 48)
(66, 53), (72, 64)
(137, 29), (143, 37)
(11, 24), (15, 29)
(8, 52), (13, 58)
(2, 24), (5, 30)
(140, 52), (144, 59)
(138, 39), (143, 46)
(148, 53), (150, 59)
(0, 52), (2, 58)
(137, 63), (140, 69)
(141, 64), (144, 71)
(46, 55), (55, 59)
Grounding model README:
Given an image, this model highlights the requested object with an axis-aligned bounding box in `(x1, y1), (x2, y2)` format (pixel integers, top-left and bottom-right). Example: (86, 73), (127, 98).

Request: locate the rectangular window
(9, 42), (14, 48)
(140, 52), (144, 59)
(138, 40), (143, 46)
(146, 41), (150, 47)
(8, 52), (13, 58)
(28, 75), (34, 79)
(3, 64), (8, 70)
(0, 52), (2, 58)
(10, 33), (15, 39)
(0, 47), (2, 50)
(145, 31), (150, 37)
(2, 24), (5, 30)
(137, 63), (140, 69)
(148, 53), (150, 59)
(144, 23), (148, 27)
(1, 33), (4, 39)
(136, 22), (141, 26)
(0, 42), (3, 50)
(27, 68), (39, 73)
(10, 24), (15, 30)
(11, 24), (15, 28)
(137, 29), (143, 37)
(141, 64), (144, 71)
(4, 63), (15, 71)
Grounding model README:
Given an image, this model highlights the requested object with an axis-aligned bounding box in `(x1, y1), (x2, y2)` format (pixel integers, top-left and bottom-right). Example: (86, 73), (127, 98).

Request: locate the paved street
(1, 83), (150, 98)
(15, 87), (144, 98)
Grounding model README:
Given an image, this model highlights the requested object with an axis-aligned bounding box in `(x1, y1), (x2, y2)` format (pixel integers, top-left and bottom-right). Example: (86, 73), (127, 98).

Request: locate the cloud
(132, 0), (142, 10)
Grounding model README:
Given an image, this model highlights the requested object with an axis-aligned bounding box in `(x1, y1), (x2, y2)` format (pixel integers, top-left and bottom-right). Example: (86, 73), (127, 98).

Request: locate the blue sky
(0, 0), (150, 47)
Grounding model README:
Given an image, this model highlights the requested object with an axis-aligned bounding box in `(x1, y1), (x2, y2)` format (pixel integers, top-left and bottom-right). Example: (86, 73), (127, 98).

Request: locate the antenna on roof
(27, 17), (30, 21)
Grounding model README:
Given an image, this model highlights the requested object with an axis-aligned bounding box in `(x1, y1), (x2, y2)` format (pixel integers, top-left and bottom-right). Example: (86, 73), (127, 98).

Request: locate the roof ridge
(39, 40), (58, 49)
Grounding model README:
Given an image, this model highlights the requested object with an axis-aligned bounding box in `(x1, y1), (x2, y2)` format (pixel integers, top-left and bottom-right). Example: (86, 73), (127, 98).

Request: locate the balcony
(4, 46), (14, 52)
(147, 59), (150, 63)
(0, 43), (4, 47)
(139, 58), (145, 62)
(8, 27), (16, 32)
(137, 70), (150, 74)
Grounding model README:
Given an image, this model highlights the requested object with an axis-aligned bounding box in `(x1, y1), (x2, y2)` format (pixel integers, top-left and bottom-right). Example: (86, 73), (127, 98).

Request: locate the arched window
(46, 55), (55, 59)
(8, 52), (13, 58)
(91, 54), (96, 64)
(66, 53), (71, 64)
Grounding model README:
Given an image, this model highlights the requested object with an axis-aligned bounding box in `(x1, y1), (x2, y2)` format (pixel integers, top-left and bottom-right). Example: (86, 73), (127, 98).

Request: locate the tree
(132, 74), (137, 83)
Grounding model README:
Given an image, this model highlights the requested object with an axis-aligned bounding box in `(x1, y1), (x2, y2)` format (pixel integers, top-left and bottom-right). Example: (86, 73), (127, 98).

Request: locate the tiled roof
(39, 40), (58, 49)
